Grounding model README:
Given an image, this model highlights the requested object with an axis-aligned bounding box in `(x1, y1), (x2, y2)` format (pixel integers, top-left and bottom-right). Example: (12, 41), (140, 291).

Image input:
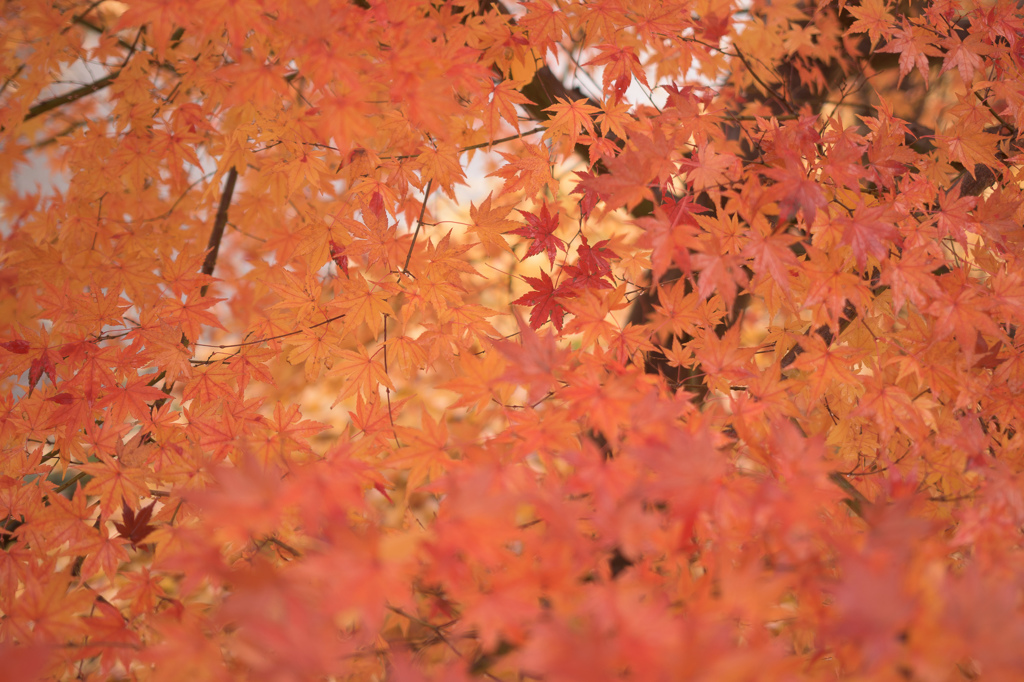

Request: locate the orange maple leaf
(584, 44), (649, 102)
(330, 346), (395, 403)
(78, 452), (151, 519)
(487, 143), (557, 199)
(468, 191), (518, 254)
(543, 97), (599, 151)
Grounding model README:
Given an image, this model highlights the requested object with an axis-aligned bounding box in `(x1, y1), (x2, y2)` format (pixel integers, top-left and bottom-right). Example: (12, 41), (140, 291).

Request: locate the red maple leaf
(563, 235), (619, 292)
(571, 170), (604, 218)
(329, 239), (349, 276)
(0, 339), (30, 354)
(513, 202), (566, 265)
(113, 498), (157, 549)
(575, 234), (618, 274)
(28, 348), (57, 397)
(514, 271), (578, 331)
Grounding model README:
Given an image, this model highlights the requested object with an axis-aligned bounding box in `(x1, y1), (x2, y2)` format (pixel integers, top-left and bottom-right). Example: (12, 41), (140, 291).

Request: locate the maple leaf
(349, 393), (409, 449)
(678, 142), (738, 192)
(570, 169), (604, 218)
(575, 234), (618, 274)
(438, 351), (508, 412)
(483, 79), (532, 141)
(802, 246), (871, 333)
(0, 339), (30, 354)
(852, 370), (926, 439)
(820, 120), (869, 190)
(79, 599), (141, 675)
(543, 97), (599, 151)
(98, 376), (168, 424)
(691, 237), (749, 311)
(937, 125), (1002, 178)
(692, 325), (757, 393)
(384, 335), (429, 376)
(468, 192), (518, 254)
(494, 311), (570, 403)
(576, 147), (657, 215)
(838, 202), (900, 270)
(879, 242), (944, 312)
(78, 452), (151, 519)
(330, 345), (395, 403)
(878, 18), (942, 86)
(931, 186), (978, 246)
(6, 569), (95, 643)
(585, 44), (649, 102)
(845, 0), (895, 49)
(113, 498), (157, 549)
(329, 240), (349, 276)
(788, 336), (865, 402)
(228, 344), (277, 393)
(182, 360), (237, 404)
(261, 402), (327, 459)
(926, 269), (1006, 361)
(742, 229), (800, 295)
(161, 293), (228, 343)
(418, 230), (478, 284)
(939, 31), (990, 83)
(512, 201), (566, 265)
(651, 279), (722, 338)
(635, 195), (705, 281)
(330, 275), (395, 337)
(488, 142), (557, 199)
(27, 347), (57, 397)
(562, 235), (618, 293)
(563, 286), (626, 349)
(391, 411), (453, 495)
(513, 271), (578, 331)
(763, 154), (828, 225)
(417, 144), (467, 200)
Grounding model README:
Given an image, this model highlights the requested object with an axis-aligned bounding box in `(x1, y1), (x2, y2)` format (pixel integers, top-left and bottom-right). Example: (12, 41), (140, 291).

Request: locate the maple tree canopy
(2, 0), (1024, 679)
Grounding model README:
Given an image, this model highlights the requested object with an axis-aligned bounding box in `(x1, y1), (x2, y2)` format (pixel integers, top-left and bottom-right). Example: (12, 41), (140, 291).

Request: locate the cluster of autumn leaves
(2, 0), (1024, 679)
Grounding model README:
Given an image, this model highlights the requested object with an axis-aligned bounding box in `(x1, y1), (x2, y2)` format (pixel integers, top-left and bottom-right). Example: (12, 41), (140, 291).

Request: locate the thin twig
(121, 27), (144, 68)
(268, 536), (301, 557)
(0, 64), (24, 97)
(191, 313), (346, 349)
(386, 605), (503, 681)
(733, 45), (795, 114)
(54, 471), (88, 495)
(383, 314), (401, 448)
(974, 90), (1017, 137)
(400, 179), (433, 278)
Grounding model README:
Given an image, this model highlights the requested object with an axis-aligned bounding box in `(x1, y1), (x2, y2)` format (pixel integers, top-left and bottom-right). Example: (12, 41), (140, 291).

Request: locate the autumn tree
(2, 0), (1024, 679)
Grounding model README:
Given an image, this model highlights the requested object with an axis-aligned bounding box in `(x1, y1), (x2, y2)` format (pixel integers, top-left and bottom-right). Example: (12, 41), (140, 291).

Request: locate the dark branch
(22, 72), (119, 124)
(199, 167), (239, 297)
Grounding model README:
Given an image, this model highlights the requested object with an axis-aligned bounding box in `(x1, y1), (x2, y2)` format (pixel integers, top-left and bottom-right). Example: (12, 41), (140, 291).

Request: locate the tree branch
(199, 167), (239, 297)
(21, 72), (119, 124)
